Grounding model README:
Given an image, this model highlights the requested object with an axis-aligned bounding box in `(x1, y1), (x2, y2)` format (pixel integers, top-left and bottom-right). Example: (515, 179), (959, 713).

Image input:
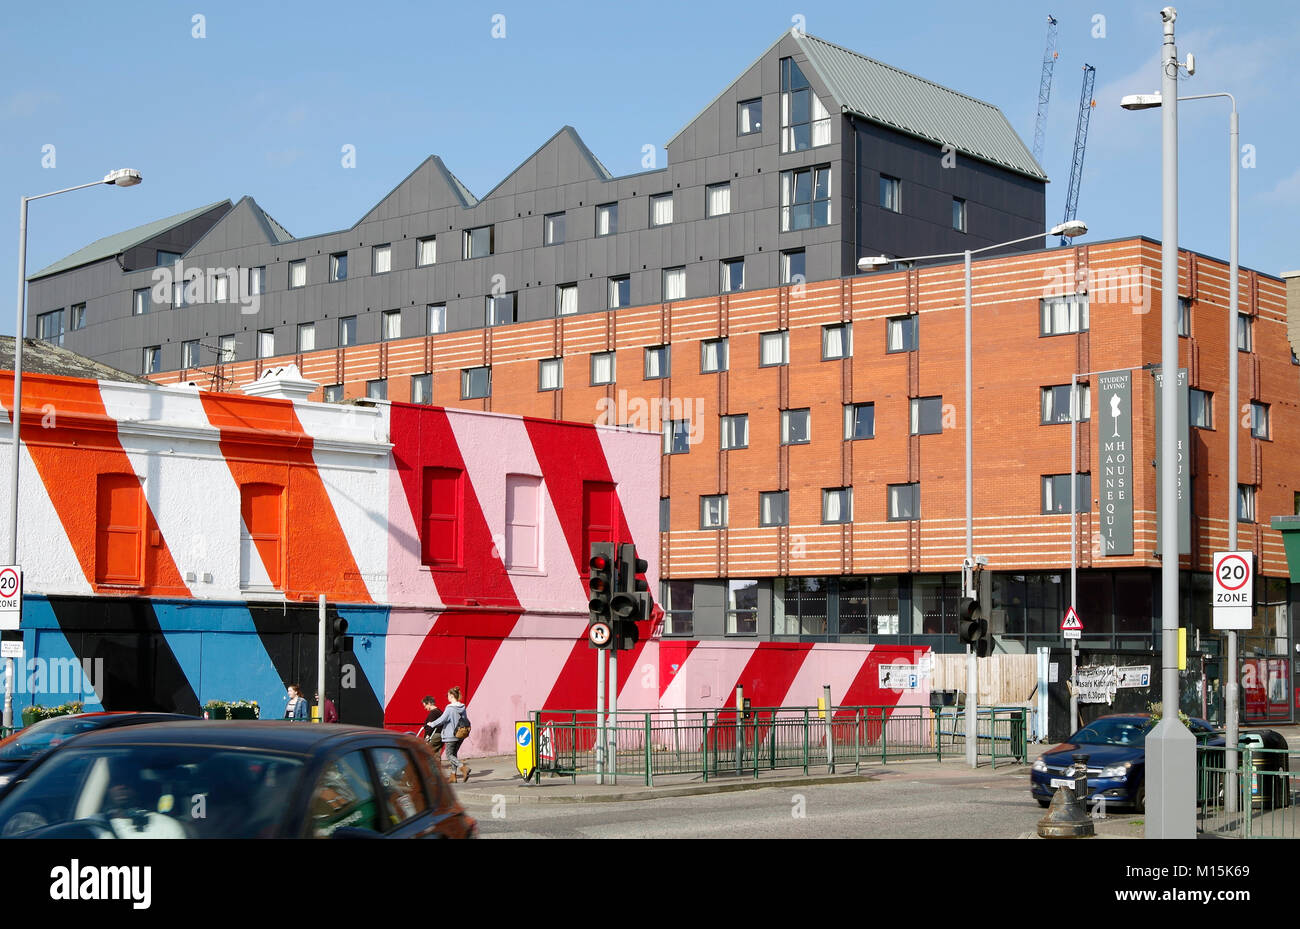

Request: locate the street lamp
(859, 219), (1089, 767)
(6, 169), (143, 729)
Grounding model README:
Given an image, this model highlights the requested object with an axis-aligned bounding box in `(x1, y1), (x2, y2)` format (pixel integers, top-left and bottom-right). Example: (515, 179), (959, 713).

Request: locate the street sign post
(0, 566), (22, 631)
(1212, 551), (1253, 630)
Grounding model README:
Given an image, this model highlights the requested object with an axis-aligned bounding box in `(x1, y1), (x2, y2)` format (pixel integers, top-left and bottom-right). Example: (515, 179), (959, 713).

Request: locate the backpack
(454, 708), (471, 740)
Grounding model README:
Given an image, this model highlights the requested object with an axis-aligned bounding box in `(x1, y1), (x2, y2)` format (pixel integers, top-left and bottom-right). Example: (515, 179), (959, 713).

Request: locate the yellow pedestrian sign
(515, 721), (536, 779)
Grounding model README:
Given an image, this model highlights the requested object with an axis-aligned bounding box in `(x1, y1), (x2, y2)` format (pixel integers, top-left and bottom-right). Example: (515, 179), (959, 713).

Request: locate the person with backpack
(427, 686), (471, 782)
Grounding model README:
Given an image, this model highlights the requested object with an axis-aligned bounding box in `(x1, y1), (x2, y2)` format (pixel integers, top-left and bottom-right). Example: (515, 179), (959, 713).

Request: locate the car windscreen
(0, 717), (109, 762)
(0, 745), (305, 838)
(1069, 718), (1153, 746)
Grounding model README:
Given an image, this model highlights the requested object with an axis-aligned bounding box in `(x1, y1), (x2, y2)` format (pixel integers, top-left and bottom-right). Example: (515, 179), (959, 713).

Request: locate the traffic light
(329, 617), (352, 654)
(588, 542), (616, 649)
(957, 597), (993, 658)
(611, 543), (651, 650)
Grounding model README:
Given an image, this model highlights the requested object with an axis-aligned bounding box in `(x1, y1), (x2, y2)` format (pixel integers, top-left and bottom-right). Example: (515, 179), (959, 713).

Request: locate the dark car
(0, 721), (476, 839)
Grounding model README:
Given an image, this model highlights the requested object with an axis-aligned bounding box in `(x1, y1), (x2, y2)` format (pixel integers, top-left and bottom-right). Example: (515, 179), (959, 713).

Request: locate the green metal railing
(934, 706), (1030, 768)
(1197, 745), (1298, 838)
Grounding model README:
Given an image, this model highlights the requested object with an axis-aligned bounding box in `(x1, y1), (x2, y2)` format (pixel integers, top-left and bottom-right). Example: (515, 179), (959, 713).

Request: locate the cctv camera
(1160, 7), (1176, 23)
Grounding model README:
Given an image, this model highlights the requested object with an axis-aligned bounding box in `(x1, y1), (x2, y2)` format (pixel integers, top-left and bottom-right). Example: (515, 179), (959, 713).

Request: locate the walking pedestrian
(284, 684), (309, 721)
(315, 692), (338, 723)
(418, 695), (443, 756)
(427, 686), (472, 782)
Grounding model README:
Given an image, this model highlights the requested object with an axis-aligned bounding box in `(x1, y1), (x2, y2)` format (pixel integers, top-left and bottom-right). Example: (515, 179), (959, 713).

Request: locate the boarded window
(505, 475), (542, 571)
(422, 467), (463, 567)
(583, 481), (618, 562)
(240, 483), (283, 588)
(96, 474), (143, 585)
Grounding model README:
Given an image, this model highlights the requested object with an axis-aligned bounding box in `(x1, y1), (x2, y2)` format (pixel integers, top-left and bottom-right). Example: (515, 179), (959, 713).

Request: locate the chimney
(241, 364), (319, 402)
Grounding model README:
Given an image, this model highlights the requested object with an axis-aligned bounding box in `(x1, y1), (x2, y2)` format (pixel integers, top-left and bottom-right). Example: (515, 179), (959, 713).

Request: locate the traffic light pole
(607, 647), (618, 785)
(964, 562), (977, 768)
(596, 646), (606, 785)
(317, 595), (326, 724)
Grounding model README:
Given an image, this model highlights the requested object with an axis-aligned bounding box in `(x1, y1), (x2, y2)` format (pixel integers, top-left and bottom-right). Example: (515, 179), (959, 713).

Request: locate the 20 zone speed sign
(1212, 551), (1252, 630)
(0, 566), (21, 631)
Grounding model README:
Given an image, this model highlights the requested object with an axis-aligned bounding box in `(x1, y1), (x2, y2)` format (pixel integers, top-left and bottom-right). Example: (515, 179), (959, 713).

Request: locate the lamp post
(859, 220), (1089, 767)
(5, 168), (142, 730)
(1121, 87), (1240, 813)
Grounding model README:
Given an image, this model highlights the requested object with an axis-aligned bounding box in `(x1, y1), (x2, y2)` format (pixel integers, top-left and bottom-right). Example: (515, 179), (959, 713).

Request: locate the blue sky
(3, 0), (1297, 336)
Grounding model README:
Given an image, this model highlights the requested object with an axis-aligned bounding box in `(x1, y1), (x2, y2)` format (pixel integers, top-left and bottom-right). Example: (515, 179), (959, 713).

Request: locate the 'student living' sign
(1097, 370), (1133, 556)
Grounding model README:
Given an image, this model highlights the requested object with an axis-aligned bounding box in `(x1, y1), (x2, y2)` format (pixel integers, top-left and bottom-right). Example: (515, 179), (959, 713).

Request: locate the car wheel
(1135, 786), (1146, 813)
(1036, 798), (1050, 809)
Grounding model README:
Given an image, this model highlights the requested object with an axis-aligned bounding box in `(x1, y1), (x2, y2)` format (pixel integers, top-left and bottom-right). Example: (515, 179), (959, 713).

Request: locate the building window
(887, 315), (918, 352)
(595, 203), (618, 237)
(132, 288), (150, 316)
(172, 278), (189, 308)
(663, 419), (691, 455)
(428, 303), (446, 334)
(720, 414), (748, 450)
(663, 267), (686, 302)
(539, 357), (563, 391)
(421, 467), (463, 567)
(822, 322), (852, 360)
(182, 340), (200, 368)
(879, 175), (901, 213)
(1041, 296), (1089, 335)
(289, 259), (307, 289)
(366, 379), (387, 401)
(211, 274), (230, 303)
(650, 193), (673, 227)
(781, 408), (810, 445)
(701, 495), (728, 530)
(248, 266), (266, 296)
(1190, 389), (1212, 429)
(888, 483), (920, 521)
(1178, 296), (1190, 336)
(411, 373), (432, 404)
(776, 577), (834, 636)
(780, 57), (830, 152)
(95, 474), (143, 585)
(660, 497), (670, 532)
(71, 302), (86, 330)
(1238, 313), (1253, 352)
(781, 249), (805, 286)
(371, 244), (391, 274)
(1042, 384), (1089, 424)
(505, 474), (542, 572)
(780, 165), (831, 231)
(910, 397), (943, 435)
(727, 579), (759, 635)
(706, 182), (731, 218)
(219, 334), (237, 363)
(156, 250), (181, 266)
(418, 236), (437, 266)
(953, 197), (967, 232)
(738, 98), (762, 135)
(591, 351), (616, 385)
(297, 322), (316, 353)
(461, 366), (491, 400)
(555, 283), (578, 316)
(823, 487), (852, 524)
(644, 345), (669, 380)
(330, 252), (348, 282)
(608, 276), (630, 309)
(258, 329), (275, 359)
(239, 483), (283, 590)
(142, 346), (161, 374)
(1238, 484), (1256, 523)
(1042, 473), (1091, 514)
(338, 316), (357, 347)
(701, 338), (728, 373)
(760, 330), (789, 366)
(487, 292), (517, 327)
(844, 403), (875, 440)
(323, 385), (343, 403)
(544, 212), (565, 246)
(1251, 402), (1270, 439)
(462, 225), (493, 259)
(662, 580), (694, 636)
(36, 309), (64, 346)
(760, 491), (788, 527)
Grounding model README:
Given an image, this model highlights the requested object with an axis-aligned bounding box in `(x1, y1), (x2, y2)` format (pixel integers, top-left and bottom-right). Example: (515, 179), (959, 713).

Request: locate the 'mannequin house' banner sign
(1098, 370), (1133, 556)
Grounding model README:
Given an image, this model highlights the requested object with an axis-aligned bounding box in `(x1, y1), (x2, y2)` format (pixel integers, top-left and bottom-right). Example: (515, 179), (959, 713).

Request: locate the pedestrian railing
(1197, 745), (1299, 839)
(934, 706), (1030, 768)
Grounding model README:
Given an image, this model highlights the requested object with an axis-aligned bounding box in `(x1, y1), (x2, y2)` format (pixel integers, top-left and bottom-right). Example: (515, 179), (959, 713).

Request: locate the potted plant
(204, 699), (260, 721)
(20, 701), (84, 728)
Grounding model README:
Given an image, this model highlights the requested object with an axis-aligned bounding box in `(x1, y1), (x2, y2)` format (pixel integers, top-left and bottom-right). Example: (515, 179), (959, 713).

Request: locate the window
(421, 467), (463, 567)
(539, 358), (563, 391)
(644, 345), (669, 380)
(330, 252), (348, 282)
(239, 482), (283, 589)
(182, 340), (200, 368)
(591, 351), (616, 385)
(505, 475), (542, 571)
(555, 283), (577, 316)
(417, 236), (437, 266)
(323, 385), (343, 403)
(1251, 402), (1270, 439)
(1238, 484), (1256, 523)
(366, 379), (387, 401)
(776, 576), (832, 636)
(71, 303), (86, 330)
(1041, 295), (1089, 335)
(142, 346), (161, 374)
(727, 579), (759, 635)
(663, 419), (691, 455)
(760, 330), (789, 366)
(462, 225), (493, 259)
(879, 175), (901, 212)
(888, 483), (919, 521)
(706, 182), (731, 217)
(308, 752), (382, 837)
(338, 316), (357, 347)
(132, 288), (150, 316)
(1178, 296), (1190, 336)
(411, 374), (432, 404)
(595, 203), (618, 237)
(738, 98), (762, 135)
(650, 193), (673, 227)
(36, 309), (63, 345)
(662, 580), (694, 636)
(701, 494), (728, 529)
(95, 474), (142, 585)
(701, 338), (728, 373)
(289, 259), (306, 289)
(247, 266), (265, 296)
(887, 315), (918, 352)
(780, 57), (830, 152)
(910, 397), (943, 435)
(1041, 384), (1089, 424)
(1190, 389), (1212, 429)
(760, 491), (788, 527)
(1042, 474), (1091, 514)
(368, 747), (429, 829)
(461, 366), (491, 400)
(720, 414), (748, 450)
(427, 303), (446, 334)
(219, 334), (237, 363)
(953, 197), (967, 232)
(608, 276), (630, 309)
(297, 322), (316, 353)
(215, 274), (233, 303)
(544, 212), (565, 246)
(780, 165), (831, 231)
(660, 497), (670, 532)
(781, 409), (810, 445)
(487, 292), (517, 327)
(823, 487), (852, 524)
(663, 267), (685, 302)
(371, 244), (391, 274)
(172, 278), (190, 308)
(781, 250), (805, 286)
(258, 329), (275, 359)
(1238, 313), (1253, 351)
(844, 403), (875, 440)
(156, 250), (181, 266)
(822, 322), (852, 360)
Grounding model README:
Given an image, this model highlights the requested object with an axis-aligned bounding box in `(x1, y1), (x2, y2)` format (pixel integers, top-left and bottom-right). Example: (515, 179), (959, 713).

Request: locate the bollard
(1037, 752), (1096, 838)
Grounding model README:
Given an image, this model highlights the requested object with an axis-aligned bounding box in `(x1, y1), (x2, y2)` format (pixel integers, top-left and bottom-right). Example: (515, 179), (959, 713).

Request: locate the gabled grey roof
(0, 336), (152, 384)
(794, 33), (1046, 181)
(28, 200), (231, 280)
(478, 126), (614, 201)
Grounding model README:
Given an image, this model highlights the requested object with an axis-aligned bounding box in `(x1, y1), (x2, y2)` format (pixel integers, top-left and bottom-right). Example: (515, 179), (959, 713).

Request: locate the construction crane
(1061, 64), (1097, 246)
(1031, 14), (1059, 165)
